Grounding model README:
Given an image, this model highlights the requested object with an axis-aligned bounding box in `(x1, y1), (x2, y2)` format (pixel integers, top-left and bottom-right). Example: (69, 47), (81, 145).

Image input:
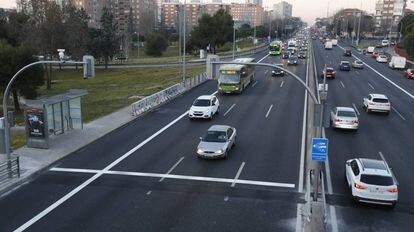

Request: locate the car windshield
(355, 61), (363, 64)
(337, 110), (356, 117)
(341, 62), (350, 65)
(203, 131), (227, 143)
(373, 98), (389, 103)
(360, 174), (394, 186)
(193, 99), (210, 107)
(327, 68), (334, 72)
(290, 56), (297, 60)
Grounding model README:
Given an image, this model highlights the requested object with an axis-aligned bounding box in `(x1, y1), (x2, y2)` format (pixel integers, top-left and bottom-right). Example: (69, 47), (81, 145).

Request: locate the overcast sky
(1, 0), (413, 24)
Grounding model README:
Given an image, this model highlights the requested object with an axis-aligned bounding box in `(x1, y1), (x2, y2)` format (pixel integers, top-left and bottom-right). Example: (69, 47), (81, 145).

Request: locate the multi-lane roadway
(313, 39), (414, 231)
(0, 49), (310, 231)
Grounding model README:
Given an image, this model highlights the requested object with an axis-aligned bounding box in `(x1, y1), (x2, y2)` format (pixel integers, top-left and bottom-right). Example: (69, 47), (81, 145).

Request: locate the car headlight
(235, 87), (239, 90)
(197, 149), (203, 153)
(215, 149), (224, 154)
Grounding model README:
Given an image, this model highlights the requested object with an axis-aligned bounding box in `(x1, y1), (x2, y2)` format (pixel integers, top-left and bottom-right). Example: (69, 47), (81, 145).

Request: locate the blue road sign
(312, 138), (328, 161)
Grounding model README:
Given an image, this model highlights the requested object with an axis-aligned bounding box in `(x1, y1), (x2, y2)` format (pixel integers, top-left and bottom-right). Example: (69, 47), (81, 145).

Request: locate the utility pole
(182, 0), (186, 85)
(233, 21), (236, 60)
(357, 11), (362, 46)
(253, 23), (256, 53)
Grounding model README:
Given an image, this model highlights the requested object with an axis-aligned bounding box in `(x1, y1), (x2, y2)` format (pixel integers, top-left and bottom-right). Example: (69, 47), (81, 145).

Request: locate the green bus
(269, 41), (282, 55)
(218, 58), (255, 94)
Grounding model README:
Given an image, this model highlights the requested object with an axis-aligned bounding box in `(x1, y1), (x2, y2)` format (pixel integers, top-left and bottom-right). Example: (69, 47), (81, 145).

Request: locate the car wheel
(216, 106), (220, 114)
(390, 202), (396, 209)
(366, 107), (370, 113)
(385, 111), (390, 115)
(232, 138), (236, 147)
(209, 113), (213, 120)
(223, 150), (228, 159)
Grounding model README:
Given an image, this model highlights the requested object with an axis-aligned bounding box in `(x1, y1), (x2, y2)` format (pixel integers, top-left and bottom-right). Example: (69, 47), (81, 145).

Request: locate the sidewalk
(0, 105), (134, 196)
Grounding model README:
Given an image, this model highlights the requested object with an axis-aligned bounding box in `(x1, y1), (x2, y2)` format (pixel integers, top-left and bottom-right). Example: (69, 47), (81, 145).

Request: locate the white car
(330, 107), (359, 131)
(363, 94), (391, 114)
(376, 55), (388, 63)
(188, 95), (219, 120)
(197, 125), (236, 159)
(345, 158), (398, 207)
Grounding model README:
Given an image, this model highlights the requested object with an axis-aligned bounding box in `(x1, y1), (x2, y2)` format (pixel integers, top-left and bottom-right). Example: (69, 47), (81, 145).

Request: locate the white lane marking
(355, 70), (360, 75)
(368, 82), (375, 90)
(280, 81), (284, 88)
(265, 70), (269, 74)
(338, 44), (414, 100)
(223, 103), (236, 116)
(159, 156), (184, 182)
(329, 205), (339, 232)
(16, 90), (218, 232)
(257, 54), (270, 63)
(224, 196), (229, 201)
(231, 162), (245, 187)
(265, 104), (274, 118)
(252, 80), (258, 87)
(378, 151), (399, 185)
(340, 81), (345, 88)
(392, 107), (406, 121)
(51, 167), (296, 188)
(352, 103), (360, 116)
(146, 191), (152, 195)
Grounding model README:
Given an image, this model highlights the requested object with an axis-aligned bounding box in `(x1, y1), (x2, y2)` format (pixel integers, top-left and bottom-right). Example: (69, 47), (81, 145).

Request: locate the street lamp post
(2, 53), (93, 175)
(233, 21), (236, 60)
(182, 0), (186, 85)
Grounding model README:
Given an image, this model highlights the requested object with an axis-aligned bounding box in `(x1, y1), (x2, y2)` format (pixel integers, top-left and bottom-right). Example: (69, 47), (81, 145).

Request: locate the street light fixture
(2, 51), (94, 175)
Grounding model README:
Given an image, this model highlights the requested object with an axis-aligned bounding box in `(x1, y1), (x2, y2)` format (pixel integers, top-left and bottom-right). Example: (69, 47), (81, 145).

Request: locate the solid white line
(368, 82), (375, 90)
(159, 156), (184, 182)
(50, 167), (101, 173)
(355, 70), (360, 75)
(338, 44), (414, 100)
(223, 103), (236, 116)
(51, 167), (296, 188)
(231, 162), (245, 187)
(322, 129), (333, 194)
(146, 191), (152, 195)
(352, 103), (360, 116)
(392, 107), (406, 121)
(340, 81), (345, 88)
(224, 196), (229, 201)
(257, 54), (270, 63)
(280, 81), (284, 88)
(16, 89), (218, 232)
(329, 205), (339, 232)
(252, 80), (258, 87)
(264, 70), (269, 74)
(265, 104), (274, 118)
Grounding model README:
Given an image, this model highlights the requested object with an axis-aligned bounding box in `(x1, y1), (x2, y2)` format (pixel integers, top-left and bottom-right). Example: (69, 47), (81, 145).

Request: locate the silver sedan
(352, 60), (364, 69)
(330, 107), (359, 131)
(197, 125), (236, 159)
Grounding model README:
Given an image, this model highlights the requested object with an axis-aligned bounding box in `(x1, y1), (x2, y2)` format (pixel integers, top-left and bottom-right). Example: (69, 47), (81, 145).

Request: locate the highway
(0, 49), (310, 231)
(313, 40), (414, 231)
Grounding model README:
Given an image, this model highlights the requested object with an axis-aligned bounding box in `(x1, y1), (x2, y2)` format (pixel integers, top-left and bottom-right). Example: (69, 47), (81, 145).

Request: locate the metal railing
(320, 170), (328, 225)
(131, 73), (208, 116)
(305, 170), (312, 222)
(0, 156), (20, 182)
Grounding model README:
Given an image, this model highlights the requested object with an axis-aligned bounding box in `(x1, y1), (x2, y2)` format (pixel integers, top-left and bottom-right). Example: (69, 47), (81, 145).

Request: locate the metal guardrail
(0, 156), (20, 182)
(320, 170), (328, 225)
(305, 170), (312, 222)
(131, 73), (208, 116)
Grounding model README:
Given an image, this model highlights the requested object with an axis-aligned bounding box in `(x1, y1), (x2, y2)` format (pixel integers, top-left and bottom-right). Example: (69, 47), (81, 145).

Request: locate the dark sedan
(343, 49), (352, 56)
(282, 51), (290, 59)
(339, 61), (351, 71)
(321, 67), (336, 79)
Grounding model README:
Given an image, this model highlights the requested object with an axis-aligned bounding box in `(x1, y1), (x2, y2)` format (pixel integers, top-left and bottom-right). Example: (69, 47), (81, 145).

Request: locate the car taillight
(387, 188), (398, 193)
(369, 102), (376, 105)
(352, 120), (359, 124)
(335, 118), (342, 122)
(355, 183), (367, 190)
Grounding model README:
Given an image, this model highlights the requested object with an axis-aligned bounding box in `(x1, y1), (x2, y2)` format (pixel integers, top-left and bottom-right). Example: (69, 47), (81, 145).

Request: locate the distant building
(375, 0), (407, 32)
(230, 3), (263, 26)
(201, 3), (230, 16)
(273, 1), (292, 19)
(246, 0), (262, 7)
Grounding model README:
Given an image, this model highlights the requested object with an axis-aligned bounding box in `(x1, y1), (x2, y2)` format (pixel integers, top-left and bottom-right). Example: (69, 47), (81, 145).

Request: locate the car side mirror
(346, 161), (351, 166)
(199, 137), (202, 140)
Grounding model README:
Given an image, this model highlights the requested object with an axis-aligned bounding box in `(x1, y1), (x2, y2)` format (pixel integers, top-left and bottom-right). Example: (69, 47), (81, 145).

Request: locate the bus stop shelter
(24, 89), (88, 149)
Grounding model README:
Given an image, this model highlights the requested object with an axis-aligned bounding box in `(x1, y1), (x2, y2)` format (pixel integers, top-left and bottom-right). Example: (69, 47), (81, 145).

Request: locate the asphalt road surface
(0, 49), (310, 232)
(313, 39), (414, 232)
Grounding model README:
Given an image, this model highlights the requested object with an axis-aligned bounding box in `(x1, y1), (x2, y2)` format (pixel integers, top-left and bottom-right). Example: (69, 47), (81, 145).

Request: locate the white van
(325, 41), (333, 50)
(388, 56), (406, 69)
(367, 46), (375, 53)
(381, 40), (389, 47)
(331, 39), (338, 46)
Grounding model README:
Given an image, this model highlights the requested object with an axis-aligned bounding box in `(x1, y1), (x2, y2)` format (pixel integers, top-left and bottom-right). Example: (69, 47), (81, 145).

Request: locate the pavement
(0, 45), (312, 231)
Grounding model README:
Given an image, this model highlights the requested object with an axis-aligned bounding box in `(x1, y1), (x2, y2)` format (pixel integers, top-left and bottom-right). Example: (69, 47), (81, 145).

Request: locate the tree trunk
(12, 89), (20, 112)
(105, 57), (108, 69)
(47, 63), (52, 90)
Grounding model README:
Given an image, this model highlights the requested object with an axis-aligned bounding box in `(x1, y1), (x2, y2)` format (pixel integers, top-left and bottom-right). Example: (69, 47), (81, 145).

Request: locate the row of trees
(400, 14), (414, 57)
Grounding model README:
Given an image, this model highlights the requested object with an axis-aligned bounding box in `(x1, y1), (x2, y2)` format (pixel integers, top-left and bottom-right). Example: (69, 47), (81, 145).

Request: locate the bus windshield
(219, 73), (240, 84)
(269, 45), (280, 51)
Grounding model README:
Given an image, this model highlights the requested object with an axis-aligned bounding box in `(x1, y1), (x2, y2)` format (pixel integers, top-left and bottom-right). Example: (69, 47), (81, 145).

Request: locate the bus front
(269, 43), (281, 56)
(218, 69), (241, 93)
